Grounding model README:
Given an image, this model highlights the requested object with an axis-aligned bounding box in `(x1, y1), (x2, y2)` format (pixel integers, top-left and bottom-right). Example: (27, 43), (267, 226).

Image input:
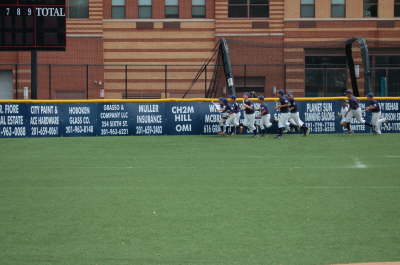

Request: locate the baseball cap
(258, 96), (264, 100)
(366, 92), (374, 97)
(344, 90), (352, 95)
(277, 90), (285, 96)
(230, 95), (237, 99)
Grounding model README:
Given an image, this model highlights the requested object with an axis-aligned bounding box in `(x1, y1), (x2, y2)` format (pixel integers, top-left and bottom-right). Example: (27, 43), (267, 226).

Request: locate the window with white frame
(165, 0), (179, 18)
(300, 0), (315, 18)
(192, 0), (206, 18)
(331, 0), (345, 17)
(139, 0), (152, 18)
(112, 0), (125, 18)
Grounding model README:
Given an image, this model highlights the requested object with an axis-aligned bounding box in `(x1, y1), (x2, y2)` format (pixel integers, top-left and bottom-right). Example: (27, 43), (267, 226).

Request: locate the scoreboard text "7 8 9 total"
(0, 0), (66, 50)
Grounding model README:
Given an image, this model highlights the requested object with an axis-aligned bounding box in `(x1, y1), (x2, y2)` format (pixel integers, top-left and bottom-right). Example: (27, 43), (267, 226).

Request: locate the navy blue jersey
(348, 96), (360, 110)
(244, 99), (255, 114)
(260, 103), (269, 115)
(221, 103), (232, 113)
(278, 96), (289, 113)
(288, 98), (298, 113)
(230, 101), (240, 113)
(367, 99), (380, 112)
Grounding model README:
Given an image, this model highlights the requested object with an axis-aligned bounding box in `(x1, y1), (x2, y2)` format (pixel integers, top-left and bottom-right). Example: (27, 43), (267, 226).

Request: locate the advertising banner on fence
(0, 100), (399, 138)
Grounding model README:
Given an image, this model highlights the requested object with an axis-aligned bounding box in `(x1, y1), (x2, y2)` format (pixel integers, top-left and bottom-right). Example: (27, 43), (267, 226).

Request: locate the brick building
(0, 0), (399, 99)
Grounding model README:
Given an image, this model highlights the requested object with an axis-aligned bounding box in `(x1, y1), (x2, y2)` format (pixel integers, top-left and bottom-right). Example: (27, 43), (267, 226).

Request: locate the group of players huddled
(216, 89), (387, 138)
(215, 90), (310, 139)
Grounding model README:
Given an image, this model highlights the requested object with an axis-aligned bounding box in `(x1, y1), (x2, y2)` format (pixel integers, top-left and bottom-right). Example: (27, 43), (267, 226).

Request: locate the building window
(300, 0), (315, 18)
(234, 77), (265, 94)
(139, 0), (152, 18)
(111, 0), (125, 18)
(192, 0), (206, 18)
(305, 56), (347, 97)
(229, 0), (247, 17)
(165, 0), (179, 18)
(395, 0), (400, 17)
(364, 0), (377, 17)
(331, 0), (345, 17)
(228, 0), (269, 18)
(68, 0), (89, 18)
(371, 55), (400, 96)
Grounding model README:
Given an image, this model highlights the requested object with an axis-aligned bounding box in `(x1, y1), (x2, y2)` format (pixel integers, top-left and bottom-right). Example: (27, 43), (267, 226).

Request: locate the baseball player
(274, 90), (290, 139)
(254, 100), (262, 135)
(287, 92), (310, 136)
(218, 97), (236, 135)
(240, 93), (257, 136)
(365, 92), (387, 135)
(258, 96), (272, 136)
(341, 90), (372, 133)
(217, 97), (228, 135)
(230, 95), (241, 134)
(339, 101), (350, 132)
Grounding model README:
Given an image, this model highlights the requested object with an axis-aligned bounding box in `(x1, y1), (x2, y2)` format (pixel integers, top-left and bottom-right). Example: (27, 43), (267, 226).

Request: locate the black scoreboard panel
(0, 0), (66, 50)
(19, 1), (65, 3)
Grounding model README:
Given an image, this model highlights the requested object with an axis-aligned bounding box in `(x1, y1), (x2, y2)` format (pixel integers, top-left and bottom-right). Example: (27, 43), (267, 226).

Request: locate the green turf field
(1, 134), (400, 265)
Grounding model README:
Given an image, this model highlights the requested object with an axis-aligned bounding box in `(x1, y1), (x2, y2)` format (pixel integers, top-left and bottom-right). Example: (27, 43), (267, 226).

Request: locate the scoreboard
(0, 0), (66, 50)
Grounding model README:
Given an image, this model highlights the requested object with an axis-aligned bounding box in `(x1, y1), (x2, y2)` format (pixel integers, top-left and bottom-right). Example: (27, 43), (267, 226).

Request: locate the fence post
(164, 65), (168, 98)
(48, 64), (51, 99)
(86, 64), (89, 99)
(244, 64), (247, 92)
(31, 50), (37, 99)
(204, 65), (207, 97)
(125, 65), (128, 99)
(15, 64), (18, 99)
(283, 64), (287, 93)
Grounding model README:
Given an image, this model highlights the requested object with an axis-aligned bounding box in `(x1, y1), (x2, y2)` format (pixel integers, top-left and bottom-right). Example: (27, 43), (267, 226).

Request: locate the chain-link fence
(0, 63), (399, 99)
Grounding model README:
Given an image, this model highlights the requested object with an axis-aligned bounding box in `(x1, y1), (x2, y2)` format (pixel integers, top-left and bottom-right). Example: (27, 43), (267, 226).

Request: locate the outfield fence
(0, 98), (399, 138)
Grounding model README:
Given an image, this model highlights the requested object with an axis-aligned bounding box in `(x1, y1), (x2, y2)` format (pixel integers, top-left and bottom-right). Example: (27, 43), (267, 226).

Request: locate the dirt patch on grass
(329, 261), (400, 265)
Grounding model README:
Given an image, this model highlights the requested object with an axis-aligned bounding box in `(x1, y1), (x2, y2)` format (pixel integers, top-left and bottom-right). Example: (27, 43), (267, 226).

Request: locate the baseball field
(1, 134), (400, 265)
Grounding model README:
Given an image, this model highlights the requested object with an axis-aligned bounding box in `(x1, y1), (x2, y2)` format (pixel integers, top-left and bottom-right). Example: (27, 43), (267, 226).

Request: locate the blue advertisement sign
(98, 103), (130, 136)
(302, 101), (339, 133)
(133, 103), (164, 136)
(0, 100), (399, 138)
(0, 103), (28, 137)
(62, 104), (97, 137)
(29, 104), (62, 137)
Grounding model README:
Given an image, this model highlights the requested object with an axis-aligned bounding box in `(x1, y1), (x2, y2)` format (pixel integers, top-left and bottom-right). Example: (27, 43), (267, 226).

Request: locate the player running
(341, 90), (372, 133)
(274, 90), (290, 139)
(287, 92), (310, 136)
(338, 101), (350, 132)
(230, 95), (241, 134)
(217, 97), (229, 135)
(240, 93), (257, 136)
(365, 92), (387, 135)
(258, 96), (272, 136)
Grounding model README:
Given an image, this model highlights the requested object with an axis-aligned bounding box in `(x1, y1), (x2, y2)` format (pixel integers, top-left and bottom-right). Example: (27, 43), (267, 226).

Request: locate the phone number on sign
(305, 122), (336, 133)
(101, 128), (129, 136)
